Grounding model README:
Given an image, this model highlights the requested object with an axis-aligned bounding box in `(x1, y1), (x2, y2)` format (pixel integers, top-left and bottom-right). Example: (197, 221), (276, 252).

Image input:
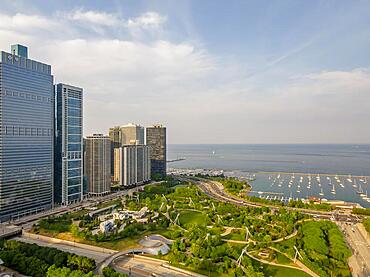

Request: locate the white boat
(339, 183), (344, 188)
(356, 183), (364, 195)
(319, 188), (324, 196)
(331, 184), (336, 195)
(361, 191), (369, 201)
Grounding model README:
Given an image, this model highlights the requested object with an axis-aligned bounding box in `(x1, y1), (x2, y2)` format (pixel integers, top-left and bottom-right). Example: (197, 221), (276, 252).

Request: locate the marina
(244, 172), (370, 208)
(168, 167), (370, 208)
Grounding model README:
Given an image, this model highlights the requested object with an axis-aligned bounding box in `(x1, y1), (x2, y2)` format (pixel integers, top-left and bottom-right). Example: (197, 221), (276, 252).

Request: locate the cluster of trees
(102, 266), (128, 277)
(37, 214), (72, 233)
(78, 215), (100, 229)
(287, 199), (333, 211)
(0, 240), (96, 277)
(214, 177), (250, 194)
(71, 218), (169, 243)
(277, 221), (351, 277)
(353, 207), (370, 215)
(168, 225), (263, 276)
(364, 218), (370, 234)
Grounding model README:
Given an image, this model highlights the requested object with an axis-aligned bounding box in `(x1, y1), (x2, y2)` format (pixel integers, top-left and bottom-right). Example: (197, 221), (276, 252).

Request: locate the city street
(338, 222), (370, 277)
(13, 236), (111, 263)
(112, 255), (201, 277)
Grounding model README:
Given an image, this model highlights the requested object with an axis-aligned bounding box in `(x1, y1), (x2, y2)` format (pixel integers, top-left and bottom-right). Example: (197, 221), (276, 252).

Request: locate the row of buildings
(0, 44), (166, 222)
(86, 123), (166, 197)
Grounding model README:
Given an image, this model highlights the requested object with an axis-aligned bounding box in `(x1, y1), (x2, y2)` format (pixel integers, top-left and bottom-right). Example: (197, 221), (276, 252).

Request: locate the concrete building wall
(84, 134), (111, 196)
(117, 145), (150, 187)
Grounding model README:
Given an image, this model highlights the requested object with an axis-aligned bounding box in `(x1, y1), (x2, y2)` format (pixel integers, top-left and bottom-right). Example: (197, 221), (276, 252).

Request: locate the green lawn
(262, 264), (311, 277)
(275, 253), (292, 265)
(178, 210), (208, 227)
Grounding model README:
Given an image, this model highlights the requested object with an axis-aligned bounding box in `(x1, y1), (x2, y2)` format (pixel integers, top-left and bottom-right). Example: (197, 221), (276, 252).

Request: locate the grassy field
(262, 264), (311, 277)
(275, 252), (292, 265)
(178, 210), (208, 227)
(223, 230), (245, 241)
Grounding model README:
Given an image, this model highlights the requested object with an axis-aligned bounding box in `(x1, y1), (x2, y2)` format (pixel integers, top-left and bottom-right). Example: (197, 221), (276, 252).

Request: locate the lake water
(168, 144), (370, 207)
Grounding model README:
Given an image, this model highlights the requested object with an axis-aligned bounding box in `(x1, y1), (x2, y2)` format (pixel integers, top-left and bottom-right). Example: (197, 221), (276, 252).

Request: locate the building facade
(109, 126), (121, 178)
(0, 45), (54, 221)
(146, 125), (167, 177)
(120, 123), (144, 145)
(54, 84), (83, 205)
(84, 134), (111, 196)
(115, 145), (150, 187)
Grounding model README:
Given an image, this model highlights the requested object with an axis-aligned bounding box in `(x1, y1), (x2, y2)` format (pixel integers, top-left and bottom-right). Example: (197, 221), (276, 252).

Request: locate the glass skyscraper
(0, 45), (54, 222)
(55, 84), (83, 204)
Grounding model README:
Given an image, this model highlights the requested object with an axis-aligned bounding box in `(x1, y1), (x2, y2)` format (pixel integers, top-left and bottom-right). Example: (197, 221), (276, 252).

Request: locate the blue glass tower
(55, 84), (83, 204)
(0, 45), (54, 222)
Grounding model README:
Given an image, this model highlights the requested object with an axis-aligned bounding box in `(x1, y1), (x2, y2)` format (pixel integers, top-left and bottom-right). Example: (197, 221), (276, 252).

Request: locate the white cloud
(66, 10), (122, 27)
(0, 8), (370, 144)
(0, 13), (60, 32)
(127, 12), (167, 29)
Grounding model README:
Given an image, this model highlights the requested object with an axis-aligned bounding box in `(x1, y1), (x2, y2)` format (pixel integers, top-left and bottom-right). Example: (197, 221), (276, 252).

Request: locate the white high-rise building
(114, 145), (150, 187)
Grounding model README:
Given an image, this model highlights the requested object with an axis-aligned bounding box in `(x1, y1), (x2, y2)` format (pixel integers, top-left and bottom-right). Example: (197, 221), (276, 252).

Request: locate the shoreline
(168, 167), (370, 178)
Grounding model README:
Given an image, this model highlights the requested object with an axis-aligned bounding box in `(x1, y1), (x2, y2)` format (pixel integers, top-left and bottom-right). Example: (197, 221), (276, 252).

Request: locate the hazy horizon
(1, 0), (370, 144)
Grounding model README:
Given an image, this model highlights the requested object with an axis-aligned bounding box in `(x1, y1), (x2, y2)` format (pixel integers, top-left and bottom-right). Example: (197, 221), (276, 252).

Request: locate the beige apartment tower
(84, 134), (111, 196)
(120, 123), (145, 145)
(114, 145), (150, 187)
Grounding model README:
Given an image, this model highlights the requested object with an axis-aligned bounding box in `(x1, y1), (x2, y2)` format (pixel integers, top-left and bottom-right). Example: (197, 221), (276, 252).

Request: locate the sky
(0, 0), (370, 144)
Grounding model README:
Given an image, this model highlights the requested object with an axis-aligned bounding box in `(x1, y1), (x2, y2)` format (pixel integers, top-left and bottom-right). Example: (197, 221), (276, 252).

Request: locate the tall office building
(114, 145), (150, 187)
(84, 134), (111, 196)
(0, 45), (54, 221)
(120, 123), (144, 145)
(109, 126), (121, 178)
(54, 84), (83, 205)
(146, 125), (167, 177)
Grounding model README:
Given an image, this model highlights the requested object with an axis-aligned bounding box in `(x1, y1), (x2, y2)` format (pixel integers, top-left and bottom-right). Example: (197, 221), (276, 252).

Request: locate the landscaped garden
(29, 177), (351, 276)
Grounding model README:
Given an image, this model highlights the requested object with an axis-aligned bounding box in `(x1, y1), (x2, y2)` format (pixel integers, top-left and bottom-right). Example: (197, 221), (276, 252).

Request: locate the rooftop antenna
(294, 246), (303, 263)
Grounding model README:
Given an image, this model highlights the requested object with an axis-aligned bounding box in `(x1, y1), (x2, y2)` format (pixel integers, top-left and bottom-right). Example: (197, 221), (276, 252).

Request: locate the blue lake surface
(168, 144), (370, 207)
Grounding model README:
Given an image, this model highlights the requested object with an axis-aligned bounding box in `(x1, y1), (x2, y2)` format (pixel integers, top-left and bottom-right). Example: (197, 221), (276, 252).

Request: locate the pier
(167, 158), (186, 163)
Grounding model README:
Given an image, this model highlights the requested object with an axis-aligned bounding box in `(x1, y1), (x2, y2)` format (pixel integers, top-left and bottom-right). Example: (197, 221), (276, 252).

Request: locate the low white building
(99, 219), (115, 233)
